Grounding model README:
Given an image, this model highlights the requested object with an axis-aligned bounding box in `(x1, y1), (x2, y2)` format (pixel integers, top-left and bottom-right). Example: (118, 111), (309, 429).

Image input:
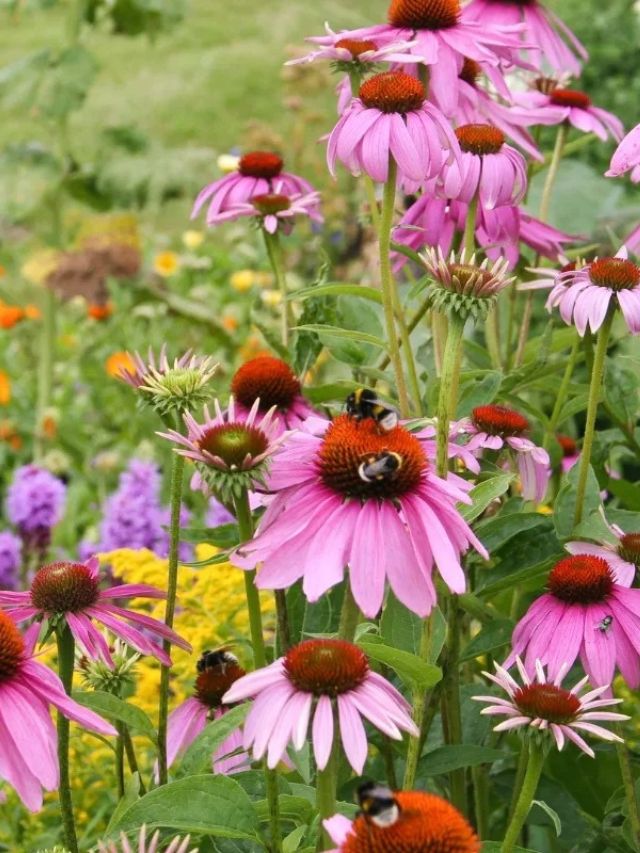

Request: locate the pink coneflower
(97, 826), (198, 853)
(510, 85), (623, 142)
(606, 122), (640, 183)
(192, 151), (315, 227)
(412, 420), (481, 474)
(518, 260), (575, 292)
(0, 558), (190, 667)
(547, 246), (640, 336)
(231, 415), (487, 618)
(212, 183), (322, 234)
(440, 124), (527, 208)
(0, 613), (116, 811)
(230, 356), (319, 436)
(565, 518), (639, 587)
(166, 650), (249, 775)
(507, 554), (640, 688)
(286, 25), (421, 68)
(474, 657), (627, 756)
(457, 405), (550, 501)
(464, 0), (587, 75)
(327, 70), (460, 186)
(222, 638), (418, 773)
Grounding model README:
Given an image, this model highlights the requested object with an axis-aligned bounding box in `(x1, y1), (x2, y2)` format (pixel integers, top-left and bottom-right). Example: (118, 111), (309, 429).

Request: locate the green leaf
(38, 45), (98, 119)
(0, 50), (50, 110)
(292, 283), (382, 304)
(423, 745), (504, 775)
(554, 463), (602, 540)
(479, 555), (556, 598)
(179, 704), (250, 777)
(460, 618), (514, 661)
(304, 382), (356, 404)
(253, 316), (289, 360)
(532, 800), (562, 836)
(293, 324), (389, 351)
(606, 478), (640, 511)
(456, 371), (502, 417)
(255, 795), (314, 825)
(521, 326), (576, 363)
(482, 843), (537, 852)
(104, 772), (142, 835)
(73, 691), (157, 744)
(282, 825), (308, 853)
(109, 774), (259, 839)
(181, 523), (239, 548)
(474, 512), (549, 553)
(380, 593), (423, 654)
(357, 640), (442, 690)
(460, 475), (513, 522)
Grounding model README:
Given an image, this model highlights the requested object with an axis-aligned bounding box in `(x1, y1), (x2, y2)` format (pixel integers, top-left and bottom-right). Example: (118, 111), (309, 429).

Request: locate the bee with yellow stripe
(346, 388), (398, 432)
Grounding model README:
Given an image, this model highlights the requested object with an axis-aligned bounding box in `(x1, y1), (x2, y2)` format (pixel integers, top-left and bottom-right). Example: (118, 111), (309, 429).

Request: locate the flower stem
(35, 287), (56, 461)
(463, 195), (478, 257)
(338, 583), (360, 642)
(544, 332), (581, 449)
(274, 589), (292, 653)
(56, 626), (79, 853)
(316, 739), (338, 851)
(380, 157), (411, 418)
(436, 313), (466, 478)
(573, 309), (614, 527)
(157, 450), (185, 786)
(441, 596), (466, 815)
(507, 741), (529, 824)
(616, 734), (640, 847)
(264, 229), (292, 350)
(122, 726), (146, 794)
(501, 741), (545, 853)
(115, 722), (125, 799)
(403, 616), (433, 789)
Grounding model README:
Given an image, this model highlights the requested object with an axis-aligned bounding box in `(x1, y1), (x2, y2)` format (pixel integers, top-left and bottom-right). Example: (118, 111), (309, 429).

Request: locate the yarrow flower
(222, 638), (418, 773)
(507, 554), (640, 688)
(6, 464), (66, 553)
(192, 150), (315, 227)
(0, 557), (191, 667)
(421, 247), (514, 319)
(510, 85), (623, 142)
(327, 70), (460, 187)
(230, 356), (319, 436)
(565, 517), (639, 587)
(324, 786), (479, 853)
(212, 183), (322, 234)
(606, 122), (640, 183)
(547, 246), (640, 336)
(166, 649), (249, 775)
(474, 657), (627, 756)
(232, 415), (487, 618)
(97, 826), (198, 853)
(120, 346), (218, 417)
(457, 405), (550, 502)
(0, 531), (21, 590)
(0, 613), (116, 811)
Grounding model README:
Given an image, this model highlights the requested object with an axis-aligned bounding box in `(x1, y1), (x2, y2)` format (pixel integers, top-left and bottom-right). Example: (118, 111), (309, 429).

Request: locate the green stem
(234, 489), (266, 668)
(616, 735), (640, 847)
(463, 195), (478, 257)
(485, 306), (502, 370)
(436, 314), (466, 478)
(264, 229), (292, 350)
(156, 451), (185, 786)
(442, 596), (466, 814)
(265, 761), (283, 853)
(508, 741), (530, 824)
(573, 309), (614, 527)
(392, 287), (422, 415)
(274, 589), (291, 653)
(501, 741), (545, 853)
(35, 288), (56, 461)
(377, 293), (432, 373)
(403, 616), (433, 789)
(471, 764), (489, 840)
(338, 583), (360, 642)
(122, 727), (146, 794)
(115, 722), (125, 799)
(544, 332), (581, 449)
(56, 627), (79, 853)
(364, 176), (381, 232)
(316, 738), (337, 851)
(380, 158), (410, 418)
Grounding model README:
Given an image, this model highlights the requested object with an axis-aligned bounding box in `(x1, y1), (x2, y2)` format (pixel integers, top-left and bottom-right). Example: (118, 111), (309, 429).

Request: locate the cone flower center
(195, 655), (246, 709)
(284, 639), (369, 697)
(342, 791), (480, 853)
(589, 257), (640, 292)
(456, 124), (505, 155)
(459, 58), (481, 86)
(448, 263), (495, 293)
(0, 612), (24, 682)
(548, 555), (613, 604)
(198, 423), (269, 468)
(31, 561), (100, 613)
(471, 404), (529, 437)
(238, 151), (283, 179)
(359, 71), (425, 114)
(557, 434), (577, 457)
(318, 414), (426, 499)
(231, 356), (301, 412)
(335, 38), (378, 58)
(549, 88), (592, 109)
(618, 533), (640, 568)
(388, 0), (461, 30)
(252, 193), (291, 215)
(513, 683), (580, 724)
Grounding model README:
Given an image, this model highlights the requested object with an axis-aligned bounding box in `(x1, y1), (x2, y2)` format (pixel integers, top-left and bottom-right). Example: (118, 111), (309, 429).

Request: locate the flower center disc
(335, 38), (378, 58)
(318, 414), (426, 498)
(513, 683), (580, 724)
(31, 561), (100, 613)
(342, 791), (480, 853)
(388, 0), (461, 30)
(557, 434), (577, 457)
(238, 151), (283, 179)
(284, 639), (369, 697)
(471, 404), (529, 437)
(195, 660), (246, 709)
(589, 257), (640, 292)
(459, 58), (481, 86)
(0, 612), (24, 682)
(549, 88), (592, 109)
(252, 193), (291, 215)
(448, 263), (494, 293)
(618, 533), (640, 568)
(359, 71), (425, 114)
(548, 555), (613, 604)
(198, 423), (269, 468)
(455, 124), (505, 155)
(231, 356), (301, 412)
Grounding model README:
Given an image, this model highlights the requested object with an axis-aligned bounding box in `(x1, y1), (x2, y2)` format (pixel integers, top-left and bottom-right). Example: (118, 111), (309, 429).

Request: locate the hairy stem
(316, 738), (338, 851)
(436, 313), (466, 478)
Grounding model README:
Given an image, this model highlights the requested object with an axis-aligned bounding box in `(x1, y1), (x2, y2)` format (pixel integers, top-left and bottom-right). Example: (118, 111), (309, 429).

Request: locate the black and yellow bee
(346, 388), (398, 432)
(358, 451), (403, 484)
(357, 782), (401, 828)
(196, 648), (238, 673)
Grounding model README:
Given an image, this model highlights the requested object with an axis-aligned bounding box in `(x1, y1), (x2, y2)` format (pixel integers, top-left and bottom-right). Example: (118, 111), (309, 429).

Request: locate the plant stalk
(316, 739), (338, 851)
(403, 616), (432, 789)
(264, 229), (293, 350)
(501, 741), (545, 853)
(56, 626), (79, 853)
(616, 731), (640, 847)
(435, 313), (466, 478)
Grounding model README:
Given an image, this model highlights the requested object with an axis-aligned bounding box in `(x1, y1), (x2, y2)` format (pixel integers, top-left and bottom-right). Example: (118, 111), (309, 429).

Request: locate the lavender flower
(5, 465), (66, 555)
(0, 531), (21, 590)
(206, 497), (235, 528)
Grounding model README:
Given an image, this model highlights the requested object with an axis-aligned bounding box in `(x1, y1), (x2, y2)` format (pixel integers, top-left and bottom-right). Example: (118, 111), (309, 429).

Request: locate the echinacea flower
(165, 649), (249, 775)
(510, 86), (623, 142)
(286, 24), (421, 69)
(222, 638), (418, 773)
(606, 122), (640, 183)
(230, 356), (319, 436)
(327, 70), (460, 187)
(463, 0), (587, 75)
(565, 518), (639, 587)
(0, 557), (190, 667)
(457, 405), (550, 501)
(97, 825), (198, 853)
(412, 420), (482, 474)
(0, 612), (116, 811)
(232, 415), (487, 618)
(474, 657), (627, 756)
(547, 246), (640, 336)
(192, 151), (315, 227)
(324, 786), (479, 853)
(507, 554), (640, 688)
(212, 184), (322, 234)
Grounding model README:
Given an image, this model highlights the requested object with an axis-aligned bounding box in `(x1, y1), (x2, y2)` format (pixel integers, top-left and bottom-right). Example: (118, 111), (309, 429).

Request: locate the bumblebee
(358, 451), (403, 484)
(357, 782), (400, 828)
(196, 648), (238, 674)
(346, 388), (398, 432)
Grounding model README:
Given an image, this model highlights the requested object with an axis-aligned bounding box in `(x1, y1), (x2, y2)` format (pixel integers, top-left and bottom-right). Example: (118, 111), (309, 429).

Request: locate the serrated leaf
(461, 475), (513, 522)
(178, 703), (250, 777)
(423, 745), (504, 775)
(73, 691), (157, 744)
(357, 640), (442, 690)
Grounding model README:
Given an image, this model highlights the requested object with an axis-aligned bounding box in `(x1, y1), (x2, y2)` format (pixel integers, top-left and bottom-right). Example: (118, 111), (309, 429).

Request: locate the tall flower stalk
(263, 229), (293, 349)
(56, 625), (79, 853)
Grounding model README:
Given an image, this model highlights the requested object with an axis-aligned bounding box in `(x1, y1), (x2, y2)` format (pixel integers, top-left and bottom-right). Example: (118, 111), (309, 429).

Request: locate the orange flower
(0, 371), (10, 405)
(24, 304), (41, 320)
(105, 351), (136, 379)
(88, 302), (113, 321)
(222, 314), (239, 332)
(0, 303), (25, 329)
(0, 420), (21, 450)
